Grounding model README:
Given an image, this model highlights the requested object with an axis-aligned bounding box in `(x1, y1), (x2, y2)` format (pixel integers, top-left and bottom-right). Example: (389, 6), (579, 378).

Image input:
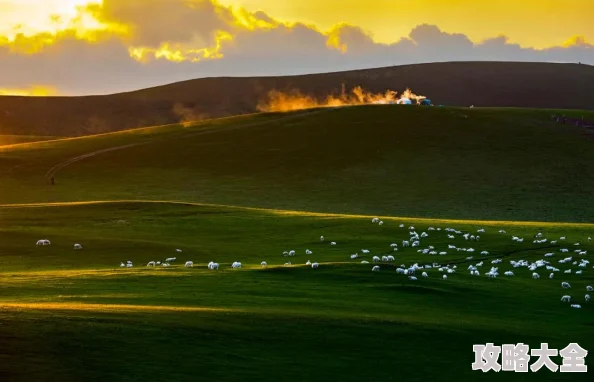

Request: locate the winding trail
(42, 107), (335, 181)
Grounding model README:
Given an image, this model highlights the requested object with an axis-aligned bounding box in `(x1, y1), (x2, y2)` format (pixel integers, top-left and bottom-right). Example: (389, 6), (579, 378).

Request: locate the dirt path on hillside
(41, 108), (335, 182)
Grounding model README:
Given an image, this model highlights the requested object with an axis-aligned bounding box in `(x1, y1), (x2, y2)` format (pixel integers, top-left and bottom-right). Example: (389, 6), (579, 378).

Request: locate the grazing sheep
(480, 251), (489, 255)
(289, 250), (296, 256)
(311, 262), (319, 268)
(570, 304), (581, 309)
(372, 266), (380, 272)
(504, 271), (514, 276)
(350, 254), (359, 259)
(422, 272), (428, 277)
(261, 261), (267, 267)
(562, 282), (571, 289)
(586, 294), (591, 302)
(381, 256), (389, 262)
(36, 239), (51, 246)
(564, 269), (572, 274)
(165, 257), (176, 262)
(361, 260), (369, 264)
(162, 263), (171, 267)
(147, 261), (156, 267)
(185, 261), (193, 268)
(550, 273), (554, 279)
(409, 276), (417, 281)
(576, 270), (583, 275)
(361, 249), (370, 254)
(587, 286), (593, 292)
(320, 236), (325, 242)
(305, 249), (312, 255)
(390, 243), (398, 248)
(330, 242), (336, 246)
(176, 249), (182, 253)
(443, 275), (448, 280)
(379, 221), (384, 226)
(126, 263), (133, 268)
(232, 262), (242, 269)
(208, 262), (219, 270)
(399, 224), (404, 228)
(285, 262), (292, 266)
(387, 255), (395, 261)
(532, 273), (540, 279)
(372, 218), (379, 223)
(73, 244), (82, 250)
(305, 260), (311, 265)
(120, 262), (125, 267)
(372, 256), (381, 262)
(402, 241), (410, 247)
(561, 295), (571, 302)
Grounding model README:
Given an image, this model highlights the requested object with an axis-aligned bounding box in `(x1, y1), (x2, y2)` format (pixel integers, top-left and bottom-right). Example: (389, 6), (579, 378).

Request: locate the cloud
(0, 0), (592, 95)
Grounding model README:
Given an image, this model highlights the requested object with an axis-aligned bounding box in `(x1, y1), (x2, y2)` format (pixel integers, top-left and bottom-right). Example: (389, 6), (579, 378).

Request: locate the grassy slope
(1, 105), (594, 222)
(1, 106), (594, 381)
(0, 135), (57, 146)
(1, 62), (593, 137)
(0, 202), (593, 381)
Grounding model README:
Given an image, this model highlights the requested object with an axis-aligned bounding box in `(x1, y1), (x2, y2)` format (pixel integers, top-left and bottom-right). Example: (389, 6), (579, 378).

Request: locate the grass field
(1, 105), (593, 381)
(0, 135), (58, 146)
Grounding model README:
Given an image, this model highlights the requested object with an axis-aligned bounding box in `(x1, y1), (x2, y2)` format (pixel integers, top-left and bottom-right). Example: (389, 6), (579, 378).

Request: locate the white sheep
(165, 257), (176, 262)
(73, 244), (82, 250)
(126, 263), (133, 268)
(549, 273), (554, 279)
(162, 263), (171, 267)
(176, 249), (182, 253)
(586, 294), (591, 302)
(361, 260), (369, 264)
(36, 239), (51, 246)
(120, 262), (125, 267)
(443, 275), (448, 280)
(570, 304), (581, 309)
(305, 260), (311, 265)
(147, 261), (156, 267)
(350, 254), (359, 259)
(422, 272), (428, 277)
(387, 255), (395, 262)
(409, 276), (417, 280)
(372, 256), (381, 262)
(330, 242), (336, 246)
(231, 262), (242, 269)
(561, 295), (571, 303)
(311, 262), (319, 268)
(185, 261), (193, 268)
(372, 266), (380, 272)
(261, 261), (267, 267)
(379, 221), (384, 226)
(587, 286), (593, 292)
(402, 241), (410, 247)
(288, 250), (296, 256)
(372, 218), (379, 223)
(320, 236), (325, 242)
(381, 256), (389, 262)
(532, 273), (540, 279)
(504, 271), (514, 276)
(361, 249), (370, 254)
(390, 243), (398, 248)
(305, 249), (312, 255)
(208, 262), (219, 270)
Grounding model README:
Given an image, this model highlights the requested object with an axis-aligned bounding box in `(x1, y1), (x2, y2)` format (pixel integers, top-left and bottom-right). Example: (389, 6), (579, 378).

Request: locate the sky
(0, 0), (592, 96)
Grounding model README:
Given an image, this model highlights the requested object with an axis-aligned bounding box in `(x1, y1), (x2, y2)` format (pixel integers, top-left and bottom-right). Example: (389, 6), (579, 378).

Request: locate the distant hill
(1, 61), (593, 137)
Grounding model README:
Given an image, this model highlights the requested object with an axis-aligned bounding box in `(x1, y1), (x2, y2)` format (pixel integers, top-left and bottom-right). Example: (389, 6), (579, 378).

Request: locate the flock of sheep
(36, 217), (592, 309)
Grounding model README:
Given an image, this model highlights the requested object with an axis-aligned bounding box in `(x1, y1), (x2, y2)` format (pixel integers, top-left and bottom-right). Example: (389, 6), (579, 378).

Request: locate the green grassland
(1, 105), (593, 381)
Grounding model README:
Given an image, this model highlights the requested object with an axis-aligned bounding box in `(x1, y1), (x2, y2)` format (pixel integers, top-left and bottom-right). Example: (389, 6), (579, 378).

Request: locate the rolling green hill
(1, 105), (593, 381)
(1, 105), (593, 222)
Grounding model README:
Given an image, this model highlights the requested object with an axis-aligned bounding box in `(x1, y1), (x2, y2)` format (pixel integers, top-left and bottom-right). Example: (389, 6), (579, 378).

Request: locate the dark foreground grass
(0, 202), (593, 381)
